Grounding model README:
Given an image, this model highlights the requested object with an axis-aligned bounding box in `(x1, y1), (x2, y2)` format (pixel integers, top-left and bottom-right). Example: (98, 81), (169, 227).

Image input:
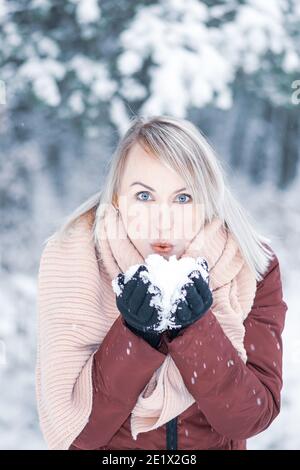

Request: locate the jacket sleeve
(70, 315), (167, 449)
(165, 252), (288, 440)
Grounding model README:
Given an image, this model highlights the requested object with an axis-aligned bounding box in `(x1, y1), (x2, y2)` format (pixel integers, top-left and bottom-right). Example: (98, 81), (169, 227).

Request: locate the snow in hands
(112, 254), (210, 333)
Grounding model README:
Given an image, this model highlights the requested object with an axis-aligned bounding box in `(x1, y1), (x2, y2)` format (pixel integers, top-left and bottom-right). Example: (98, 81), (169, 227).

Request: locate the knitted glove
(113, 265), (163, 349)
(167, 265), (213, 340)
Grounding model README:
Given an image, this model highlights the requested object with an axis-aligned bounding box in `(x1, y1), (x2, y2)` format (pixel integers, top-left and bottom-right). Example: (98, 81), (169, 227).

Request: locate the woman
(36, 115), (288, 450)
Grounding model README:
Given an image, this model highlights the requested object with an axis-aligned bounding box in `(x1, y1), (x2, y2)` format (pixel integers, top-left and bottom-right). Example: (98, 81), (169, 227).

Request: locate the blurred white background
(0, 0), (299, 449)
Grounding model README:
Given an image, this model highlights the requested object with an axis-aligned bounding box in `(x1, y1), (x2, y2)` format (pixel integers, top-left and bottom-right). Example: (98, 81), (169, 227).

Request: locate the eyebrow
(130, 181), (187, 194)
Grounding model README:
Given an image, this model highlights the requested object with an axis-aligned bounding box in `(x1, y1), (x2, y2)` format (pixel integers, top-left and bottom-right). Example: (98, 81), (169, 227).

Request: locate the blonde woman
(36, 115), (288, 450)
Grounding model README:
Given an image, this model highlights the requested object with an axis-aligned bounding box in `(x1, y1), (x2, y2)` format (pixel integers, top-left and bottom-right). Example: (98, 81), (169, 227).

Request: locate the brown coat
(69, 249), (287, 450)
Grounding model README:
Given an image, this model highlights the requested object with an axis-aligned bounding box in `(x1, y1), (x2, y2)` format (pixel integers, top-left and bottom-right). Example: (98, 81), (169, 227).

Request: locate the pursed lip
(151, 242), (174, 253)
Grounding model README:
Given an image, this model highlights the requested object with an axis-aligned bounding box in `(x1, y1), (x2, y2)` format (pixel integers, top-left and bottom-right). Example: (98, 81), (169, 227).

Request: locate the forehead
(121, 141), (186, 189)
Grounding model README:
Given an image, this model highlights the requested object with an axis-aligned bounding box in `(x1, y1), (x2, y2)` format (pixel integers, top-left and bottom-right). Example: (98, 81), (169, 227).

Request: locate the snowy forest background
(0, 0), (299, 450)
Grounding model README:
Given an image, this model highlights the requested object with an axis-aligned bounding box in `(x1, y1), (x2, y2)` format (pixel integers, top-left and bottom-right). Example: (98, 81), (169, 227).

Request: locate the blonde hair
(45, 114), (275, 282)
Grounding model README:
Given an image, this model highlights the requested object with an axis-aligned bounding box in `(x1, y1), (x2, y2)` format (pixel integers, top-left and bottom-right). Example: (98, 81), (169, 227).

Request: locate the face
(116, 141), (204, 261)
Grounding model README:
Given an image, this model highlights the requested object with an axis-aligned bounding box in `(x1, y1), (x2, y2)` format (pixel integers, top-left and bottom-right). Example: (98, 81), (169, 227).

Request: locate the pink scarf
(95, 204), (257, 439)
(36, 206), (257, 449)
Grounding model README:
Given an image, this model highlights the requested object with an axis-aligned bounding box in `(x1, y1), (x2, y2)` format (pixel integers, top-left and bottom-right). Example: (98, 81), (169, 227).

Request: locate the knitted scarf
(95, 204), (257, 440)
(36, 205), (257, 449)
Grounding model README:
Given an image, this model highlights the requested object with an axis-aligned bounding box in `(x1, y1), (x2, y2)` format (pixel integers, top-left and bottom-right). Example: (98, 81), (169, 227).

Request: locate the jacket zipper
(166, 416), (178, 450)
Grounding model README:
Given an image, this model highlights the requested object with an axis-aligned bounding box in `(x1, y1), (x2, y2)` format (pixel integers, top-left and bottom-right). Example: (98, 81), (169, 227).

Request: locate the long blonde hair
(44, 114), (274, 281)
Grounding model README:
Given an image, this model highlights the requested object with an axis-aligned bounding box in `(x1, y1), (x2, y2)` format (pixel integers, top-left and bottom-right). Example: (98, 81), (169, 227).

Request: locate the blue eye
(176, 193), (192, 204)
(136, 191), (152, 201)
(135, 191), (192, 203)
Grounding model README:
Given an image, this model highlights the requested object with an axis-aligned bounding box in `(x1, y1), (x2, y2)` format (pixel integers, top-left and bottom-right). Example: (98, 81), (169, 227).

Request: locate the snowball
(112, 253), (210, 333)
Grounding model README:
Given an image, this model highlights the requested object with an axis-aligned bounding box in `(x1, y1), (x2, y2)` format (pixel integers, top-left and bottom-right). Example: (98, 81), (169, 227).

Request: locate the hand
(113, 265), (163, 348)
(167, 268), (213, 340)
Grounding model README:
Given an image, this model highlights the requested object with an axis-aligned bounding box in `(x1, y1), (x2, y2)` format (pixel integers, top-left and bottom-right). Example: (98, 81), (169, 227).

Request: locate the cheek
(172, 205), (202, 240)
(119, 202), (151, 240)
(192, 205), (204, 232)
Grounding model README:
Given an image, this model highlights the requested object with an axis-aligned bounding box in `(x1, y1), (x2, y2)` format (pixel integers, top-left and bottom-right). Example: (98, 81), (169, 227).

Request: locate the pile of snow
(112, 253), (210, 332)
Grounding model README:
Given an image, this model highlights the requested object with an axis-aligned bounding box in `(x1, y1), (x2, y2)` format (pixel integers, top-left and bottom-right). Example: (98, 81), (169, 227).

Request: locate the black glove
(124, 322), (162, 349)
(114, 265), (163, 348)
(167, 267), (213, 341)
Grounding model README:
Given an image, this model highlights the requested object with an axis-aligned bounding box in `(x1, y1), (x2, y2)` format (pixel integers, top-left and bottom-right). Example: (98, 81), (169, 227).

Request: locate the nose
(152, 204), (173, 238)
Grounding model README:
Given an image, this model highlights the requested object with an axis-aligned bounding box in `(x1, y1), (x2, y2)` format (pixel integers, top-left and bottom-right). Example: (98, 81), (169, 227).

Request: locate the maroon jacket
(69, 249), (287, 450)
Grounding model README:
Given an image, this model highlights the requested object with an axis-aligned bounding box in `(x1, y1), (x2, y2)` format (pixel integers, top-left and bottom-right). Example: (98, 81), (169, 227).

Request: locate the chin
(152, 251), (175, 260)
